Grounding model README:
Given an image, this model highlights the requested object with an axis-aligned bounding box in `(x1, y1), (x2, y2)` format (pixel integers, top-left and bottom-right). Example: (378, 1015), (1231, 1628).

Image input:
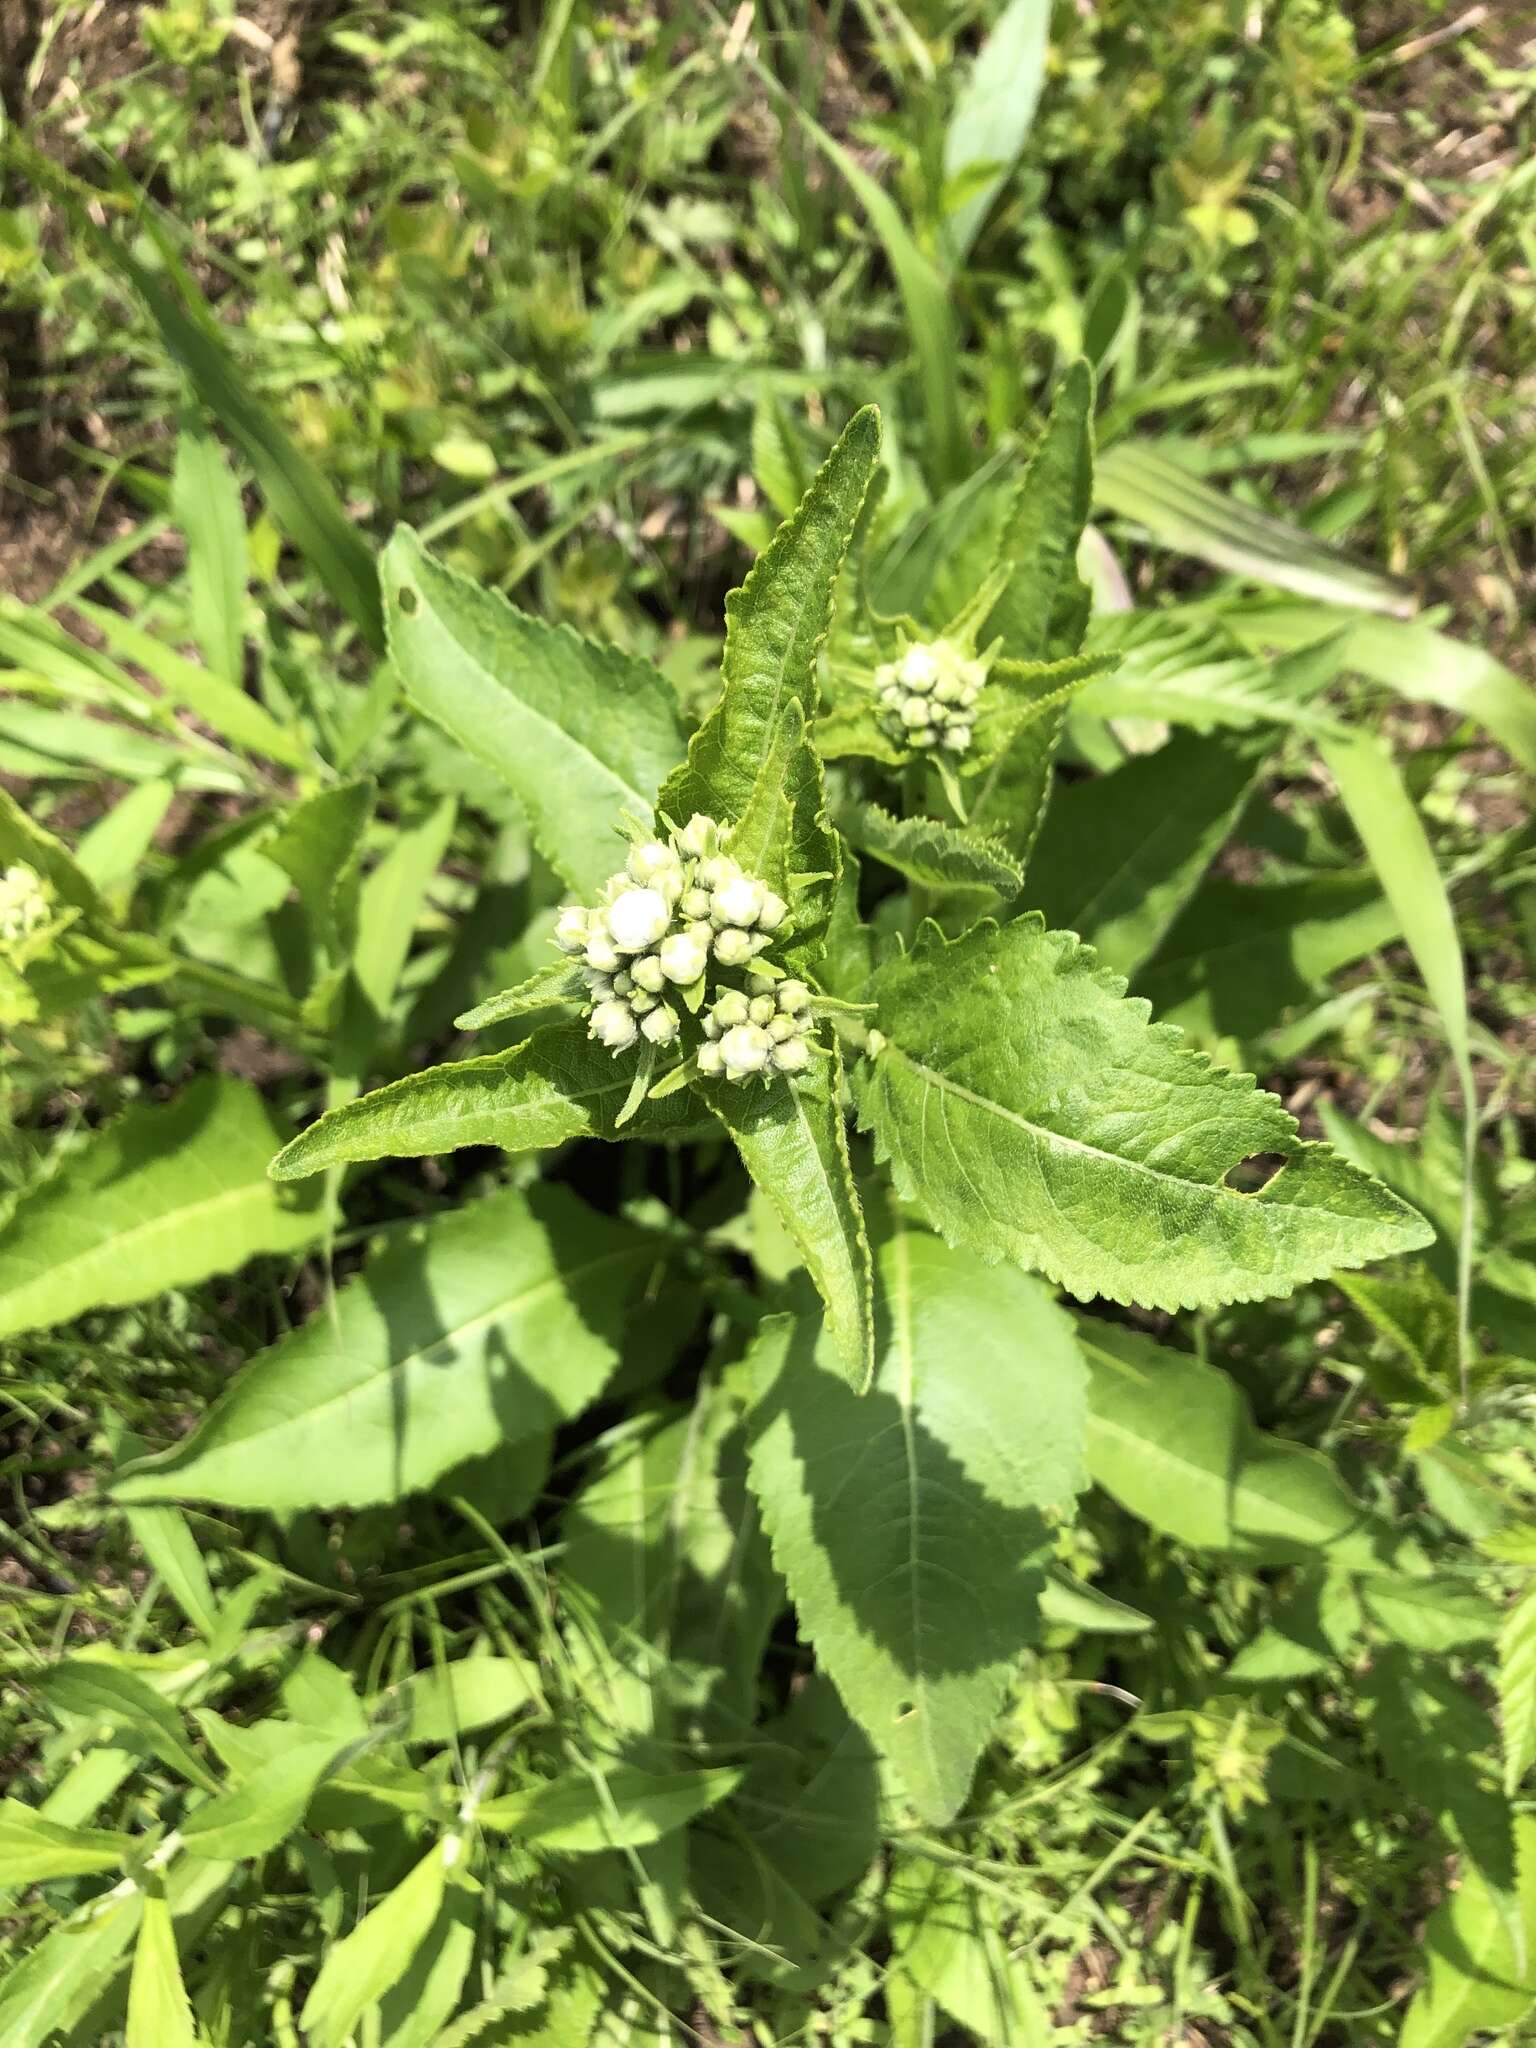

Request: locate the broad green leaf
(376, 1656), (538, 1745)
(0, 1076), (322, 1340)
(708, 1047), (873, 1392)
(125, 1892), (197, 2048)
(1078, 1316), (1395, 1567)
(384, 527), (685, 898)
(121, 1500), (218, 1637)
(1078, 612), (1348, 735)
(855, 917), (1432, 1312)
(1400, 1815), (1536, 2048)
(113, 1185), (657, 1509)
(1501, 1587), (1536, 1797)
(270, 1020), (708, 1180)
(941, 0), (1048, 264)
(348, 794), (458, 1047)
(841, 802), (1022, 895)
(887, 1856), (1051, 2046)
(75, 780), (178, 889)
(180, 1738), (345, 1861)
(747, 1225), (1086, 1822)
(1095, 441), (1412, 615)
(301, 1839), (449, 2048)
(476, 1764), (740, 1852)
(33, 1661), (217, 1791)
(1026, 729), (1270, 978)
(173, 415), (247, 690)
(378, 1875), (480, 2048)
(659, 408), (879, 851)
(262, 778), (375, 962)
(1359, 1574), (1500, 1651)
(0, 1801), (131, 1884)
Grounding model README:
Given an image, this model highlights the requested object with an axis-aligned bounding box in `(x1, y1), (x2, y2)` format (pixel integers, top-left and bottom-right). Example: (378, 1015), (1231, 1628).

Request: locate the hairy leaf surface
(842, 801), (1022, 895)
(855, 917), (1432, 1310)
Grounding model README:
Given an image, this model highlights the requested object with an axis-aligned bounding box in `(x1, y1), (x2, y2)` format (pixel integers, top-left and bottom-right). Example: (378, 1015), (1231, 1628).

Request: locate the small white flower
(776, 980), (810, 1015)
(719, 1023), (772, 1077)
(586, 931), (621, 974)
(680, 887), (712, 921)
(713, 927), (755, 967)
(941, 723), (972, 753)
(631, 954), (666, 993)
(658, 930), (709, 985)
(590, 999), (639, 1050)
(628, 988), (657, 1015)
(757, 890), (788, 932)
(640, 1004), (680, 1045)
(712, 989), (750, 1029)
(767, 1013), (796, 1043)
(697, 1040), (725, 1077)
(607, 886), (672, 953)
(553, 905), (589, 954)
(899, 644), (940, 692)
(711, 874), (764, 928)
(771, 1034), (811, 1073)
(627, 840), (678, 886)
(697, 854), (737, 891)
(675, 813), (718, 859)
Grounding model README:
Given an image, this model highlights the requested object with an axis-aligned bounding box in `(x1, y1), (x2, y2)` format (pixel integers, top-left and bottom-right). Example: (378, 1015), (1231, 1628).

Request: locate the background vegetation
(0, 3), (1533, 2044)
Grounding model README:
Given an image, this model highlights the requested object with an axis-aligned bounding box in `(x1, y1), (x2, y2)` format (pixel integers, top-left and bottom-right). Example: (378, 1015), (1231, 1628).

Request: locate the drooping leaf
(854, 917), (1432, 1312)
(269, 1019), (709, 1181)
(0, 1076), (322, 1340)
(112, 1185), (659, 1509)
(841, 801), (1022, 896)
(476, 1765), (740, 1852)
(1025, 728), (1271, 978)
(125, 1892), (197, 2048)
(746, 1224), (1086, 1822)
(0, 1802), (132, 1885)
(941, 0), (1049, 264)
(708, 1047), (873, 1393)
(384, 526), (686, 898)
(301, 1840), (450, 2048)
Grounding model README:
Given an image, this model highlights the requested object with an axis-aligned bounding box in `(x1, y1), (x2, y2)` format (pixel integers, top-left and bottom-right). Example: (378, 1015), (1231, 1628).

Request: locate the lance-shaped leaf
(841, 802), (1023, 896)
(854, 917), (1433, 1312)
(111, 1185), (657, 1509)
(269, 1019), (710, 1181)
(0, 1076), (322, 1340)
(659, 408), (880, 841)
(708, 1046), (873, 1391)
(747, 1224), (1086, 1823)
(263, 777), (375, 961)
(455, 958), (584, 1031)
(384, 527), (687, 898)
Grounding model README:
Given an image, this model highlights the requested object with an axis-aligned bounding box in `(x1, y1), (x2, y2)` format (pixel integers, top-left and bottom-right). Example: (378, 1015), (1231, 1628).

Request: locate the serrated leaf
(1400, 1820), (1536, 2047)
(301, 1840), (449, 2048)
(125, 1892), (197, 2048)
(1078, 1316), (1396, 1568)
(1077, 611), (1349, 734)
(384, 527), (686, 898)
(708, 1047), (873, 1392)
(0, 1076), (322, 1340)
(262, 777), (375, 962)
(841, 802), (1022, 895)
(0, 1801), (132, 1884)
(1502, 1587), (1536, 1797)
(476, 1764), (740, 1852)
(1026, 729), (1271, 978)
(455, 958), (584, 1030)
(659, 408), (879, 847)
(1359, 1573), (1500, 1650)
(269, 1019), (709, 1181)
(887, 1856), (1051, 2045)
(746, 1223), (1086, 1822)
(854, 917), (1432, 1312)
(112, 1185), (657, 1509)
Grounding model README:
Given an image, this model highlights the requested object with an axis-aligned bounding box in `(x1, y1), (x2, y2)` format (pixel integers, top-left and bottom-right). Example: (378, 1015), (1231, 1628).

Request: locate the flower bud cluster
(554, 815), (798, 1075)
(696, 974), (813, 1081)
(0, 864), (53, 959)
(876, 639), (985, 755)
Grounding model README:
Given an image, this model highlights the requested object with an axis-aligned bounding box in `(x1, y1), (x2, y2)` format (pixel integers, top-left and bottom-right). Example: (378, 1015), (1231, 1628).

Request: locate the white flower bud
(713, 926), (754, 967)
(914, 724), (938, 748)
(900, 695), (931, 729)
(590, 999), (638, 1051)
(771, 1034), (811, 1073)
(712, 990), (750, 1029)
(586, 931), (621, 973)
(874, 662), (897, 690)
(767, 1013), (796, 1043)
(776, 980), (810, 1014)
(658, 930), (709, 985)
(553, 905), (589, 954)
(879, 684), (903, 710)
(631, 954), (666, 993)
(676, 813), (718, 859)
(757, 890), (788, 932)
(703, 1014), (722, 1040)
(932, 670), (964, 705)
(719, 1022), (772, 1078)
(748, 994), (776, 1026)
(899, 644), (940, 692)
(712, 874), (764, 928)
(960, 681), (981, 709)
(629, 988), (657, 1014)
(697, 1040), (725, 1076)
(698, 854), (737, 891)
(774, 1032), (811, 1081)
(680, 887), (712, 921)
(627, 840), (678, 886)
(942, 723), (973, 753)
(607, 886), (672, 954)
(586, 972), (614, 999)
(747, 972), (776, 997)
(640, 1004), (679, 1045)
(866, 1029), (887, 1056)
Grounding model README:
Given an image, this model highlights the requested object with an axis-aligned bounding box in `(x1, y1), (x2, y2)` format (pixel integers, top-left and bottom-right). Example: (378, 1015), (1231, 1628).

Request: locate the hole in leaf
(894, 1700), (916, 1722)
(398, 586), (419, 614)
(1224, 1152), (1288, 1194)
